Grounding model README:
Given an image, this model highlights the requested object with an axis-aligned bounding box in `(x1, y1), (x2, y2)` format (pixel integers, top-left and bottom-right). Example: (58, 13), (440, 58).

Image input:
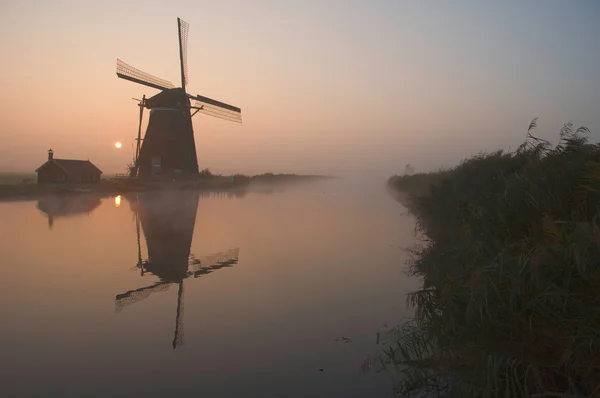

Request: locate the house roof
(36, 159), (103, 175)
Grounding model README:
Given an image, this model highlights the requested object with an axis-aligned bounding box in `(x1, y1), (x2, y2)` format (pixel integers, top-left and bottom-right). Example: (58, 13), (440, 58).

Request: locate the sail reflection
(115, 190), (239, 349)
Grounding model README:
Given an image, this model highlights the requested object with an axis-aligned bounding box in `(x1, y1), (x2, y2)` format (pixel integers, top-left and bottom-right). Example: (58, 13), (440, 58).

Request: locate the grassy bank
(375, 120), (600, 397)
(0, 170), (331, 201)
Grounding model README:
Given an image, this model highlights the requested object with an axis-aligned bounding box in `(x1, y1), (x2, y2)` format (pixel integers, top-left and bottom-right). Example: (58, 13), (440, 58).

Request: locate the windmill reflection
(37, 194), (102, 229)
(115, 190), (239, 349)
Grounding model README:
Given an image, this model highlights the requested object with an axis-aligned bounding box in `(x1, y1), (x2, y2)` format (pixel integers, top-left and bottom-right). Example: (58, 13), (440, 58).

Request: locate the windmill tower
(115, 191), (240, 349)
(116, 17), (242, 180)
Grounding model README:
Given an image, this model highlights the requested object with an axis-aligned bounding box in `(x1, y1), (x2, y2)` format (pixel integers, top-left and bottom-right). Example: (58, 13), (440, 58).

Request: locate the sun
(115, 142), (122, 149)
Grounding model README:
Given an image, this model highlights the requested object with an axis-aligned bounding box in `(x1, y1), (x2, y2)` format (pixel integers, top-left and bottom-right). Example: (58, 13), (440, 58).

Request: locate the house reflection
(36, 194), (102, 229)
(116, 190), (239, 349)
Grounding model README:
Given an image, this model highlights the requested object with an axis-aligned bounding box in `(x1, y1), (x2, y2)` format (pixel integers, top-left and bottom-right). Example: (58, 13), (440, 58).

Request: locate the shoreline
(0, 174), (333, 202)
(385, 180), (415, 213)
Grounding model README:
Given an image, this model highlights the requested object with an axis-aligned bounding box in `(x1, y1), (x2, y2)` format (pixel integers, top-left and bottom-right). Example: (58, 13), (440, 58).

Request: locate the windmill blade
(188, 247), (240, 276)
(194, 105), (243, 123)
(115, 281), (172, 313)
(192, 96), (242, 123)
(177, 17), (189, 89)
(172, 282), (185, 349)
(116, 59), (176, 91)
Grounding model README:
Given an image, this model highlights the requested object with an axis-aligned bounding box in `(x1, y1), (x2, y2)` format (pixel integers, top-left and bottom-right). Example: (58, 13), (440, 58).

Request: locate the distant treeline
(374, 119), (600, 397)
(198, 168), (332, 183)
(0, 170), (331, 201)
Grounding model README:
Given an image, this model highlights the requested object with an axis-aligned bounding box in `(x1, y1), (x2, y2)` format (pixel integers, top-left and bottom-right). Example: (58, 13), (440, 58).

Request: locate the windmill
(115, 191), (240, 349)
(116, 17), (242, 180)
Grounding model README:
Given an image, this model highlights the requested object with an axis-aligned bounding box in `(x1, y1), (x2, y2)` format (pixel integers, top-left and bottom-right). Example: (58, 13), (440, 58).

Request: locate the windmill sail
(177, 18), (189, 89)
(115, 282), (172, 312)
(116, 59), (176, 91)
(189, 248), (240, 276)
(172, 282), (185, 349)
(193, 97), (242, 123)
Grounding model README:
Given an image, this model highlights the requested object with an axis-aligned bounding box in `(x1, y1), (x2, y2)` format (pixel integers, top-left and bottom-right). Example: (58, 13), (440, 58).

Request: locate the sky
(1, 0), (599, 175)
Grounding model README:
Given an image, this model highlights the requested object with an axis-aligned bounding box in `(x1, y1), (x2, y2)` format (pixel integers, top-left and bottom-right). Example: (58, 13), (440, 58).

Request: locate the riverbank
(379, 121), (600, 396)
(0, 172), (332, 202)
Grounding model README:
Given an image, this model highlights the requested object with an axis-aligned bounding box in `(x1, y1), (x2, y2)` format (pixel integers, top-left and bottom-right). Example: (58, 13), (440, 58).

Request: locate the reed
(377, 119), (600, 397)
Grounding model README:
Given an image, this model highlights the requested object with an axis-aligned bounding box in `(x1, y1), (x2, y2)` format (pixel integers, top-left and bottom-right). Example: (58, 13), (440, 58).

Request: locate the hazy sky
(1, 0), (599, 175)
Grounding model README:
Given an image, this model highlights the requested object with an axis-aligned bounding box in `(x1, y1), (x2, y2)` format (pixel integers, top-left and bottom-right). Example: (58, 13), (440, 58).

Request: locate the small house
(36, 149), (103, 184)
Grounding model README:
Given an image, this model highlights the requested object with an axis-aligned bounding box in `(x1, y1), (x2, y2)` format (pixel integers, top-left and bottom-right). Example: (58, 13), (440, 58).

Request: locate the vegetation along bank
(373, 119), (600, 397)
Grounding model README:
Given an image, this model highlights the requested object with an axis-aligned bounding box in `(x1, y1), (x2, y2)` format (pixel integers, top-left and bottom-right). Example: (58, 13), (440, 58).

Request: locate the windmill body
(116, 18), (242, 180)
(137, 88), (199, 179)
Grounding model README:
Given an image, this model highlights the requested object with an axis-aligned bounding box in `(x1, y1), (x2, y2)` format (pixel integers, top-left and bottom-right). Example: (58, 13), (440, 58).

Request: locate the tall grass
(376, 119), (600, 397)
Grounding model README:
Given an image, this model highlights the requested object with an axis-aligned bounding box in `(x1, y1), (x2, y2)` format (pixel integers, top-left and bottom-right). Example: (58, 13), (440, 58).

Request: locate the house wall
(72, 173), (101, 183)
(37, 162), (67, 184)
(37, 163), (102, 184)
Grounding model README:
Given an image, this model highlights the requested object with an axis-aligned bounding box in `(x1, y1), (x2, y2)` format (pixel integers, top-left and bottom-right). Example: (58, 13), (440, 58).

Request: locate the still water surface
(0, 176), (419, 398)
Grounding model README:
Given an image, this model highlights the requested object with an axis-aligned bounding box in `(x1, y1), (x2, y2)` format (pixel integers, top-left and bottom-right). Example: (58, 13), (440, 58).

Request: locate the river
(0, 175), (419, 398)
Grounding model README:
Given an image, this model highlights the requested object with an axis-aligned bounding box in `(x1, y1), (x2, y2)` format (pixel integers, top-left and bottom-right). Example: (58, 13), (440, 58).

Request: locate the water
(0, 176), (419, 398)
